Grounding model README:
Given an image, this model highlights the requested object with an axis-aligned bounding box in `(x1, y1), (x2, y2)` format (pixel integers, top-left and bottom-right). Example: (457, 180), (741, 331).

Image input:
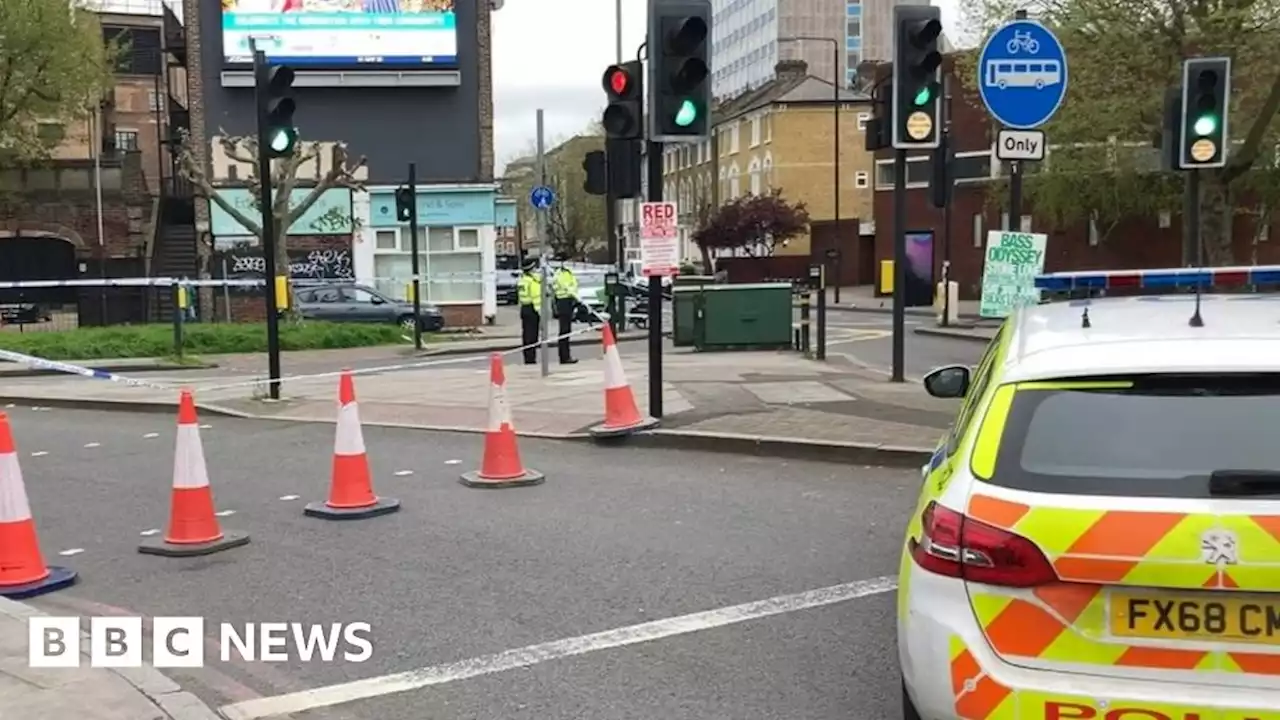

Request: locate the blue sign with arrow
(529, 185), (556, 210)
(977, 19), (1068, 129)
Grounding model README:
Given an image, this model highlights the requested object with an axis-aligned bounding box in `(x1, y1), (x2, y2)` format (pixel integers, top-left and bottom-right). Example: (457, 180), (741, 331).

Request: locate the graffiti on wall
(216, 246), (354, 292)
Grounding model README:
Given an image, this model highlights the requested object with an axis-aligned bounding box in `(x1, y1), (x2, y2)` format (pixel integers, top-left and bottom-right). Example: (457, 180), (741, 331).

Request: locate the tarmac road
(8, 406), (918, 720)
(823, 310), (987, 378)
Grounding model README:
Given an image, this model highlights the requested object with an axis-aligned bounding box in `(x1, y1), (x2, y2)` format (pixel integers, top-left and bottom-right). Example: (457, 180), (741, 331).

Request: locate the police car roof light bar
(1033, 265), (1280, 292)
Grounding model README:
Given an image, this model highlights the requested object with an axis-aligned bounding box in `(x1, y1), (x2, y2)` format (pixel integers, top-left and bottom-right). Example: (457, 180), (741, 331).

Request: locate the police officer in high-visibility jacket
(552, 258), (579, 365)
(516, 259), (542, 365)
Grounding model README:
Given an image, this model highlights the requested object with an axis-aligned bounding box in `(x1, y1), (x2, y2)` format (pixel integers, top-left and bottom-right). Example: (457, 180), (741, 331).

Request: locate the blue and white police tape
(0, 348), (175, 390)
(0, 278), (266, 289)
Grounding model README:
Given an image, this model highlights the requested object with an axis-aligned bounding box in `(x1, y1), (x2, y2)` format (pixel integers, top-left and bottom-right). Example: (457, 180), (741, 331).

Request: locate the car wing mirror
(922, 365), (971, 399)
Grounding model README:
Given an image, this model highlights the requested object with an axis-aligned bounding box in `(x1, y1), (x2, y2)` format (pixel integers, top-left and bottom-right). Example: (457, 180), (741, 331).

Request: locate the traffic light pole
(891, 148), (907, 383)
(252, 47), (283, 400)
(646, 140), (664, 419)
(942, 76), (953, 327)
(407, 162), (423, 351)
(605, 142), (621, 335)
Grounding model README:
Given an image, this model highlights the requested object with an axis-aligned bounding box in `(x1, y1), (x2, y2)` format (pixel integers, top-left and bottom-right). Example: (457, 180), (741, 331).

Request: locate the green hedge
(0, 321), (410, 361)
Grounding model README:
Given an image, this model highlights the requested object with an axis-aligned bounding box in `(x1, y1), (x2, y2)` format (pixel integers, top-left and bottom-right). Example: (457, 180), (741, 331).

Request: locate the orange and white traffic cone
(139, 390), (249, 557)
(305, 370), (400, 519)
(589, 324), (658, 439)
(460, 354), (545, 488)
(0, 413), (77, 599)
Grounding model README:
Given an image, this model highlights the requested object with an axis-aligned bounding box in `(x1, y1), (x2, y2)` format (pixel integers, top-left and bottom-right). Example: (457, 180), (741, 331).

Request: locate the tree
(957, 0), (1280, 263)
(504, 128), (607, 259)
(693, 190), (810, 262)
(0, 0), (114, 163)
(175, 131), (367, 291)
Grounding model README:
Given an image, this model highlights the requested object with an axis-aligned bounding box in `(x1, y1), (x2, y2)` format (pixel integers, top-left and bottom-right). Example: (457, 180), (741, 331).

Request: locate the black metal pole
(831, 40), (841, 306)
(646, 140), (664, 419)
(891, 148), (907, 382)
(253, 48), (282, 400)
(1008, 160), (1022, 231)
(815, 268), (827, 361)
(941, 75), (953, 327)
(1189, 168), (1201, 266)
(605, 141), (621, 336)
(408, 163), (423, 350)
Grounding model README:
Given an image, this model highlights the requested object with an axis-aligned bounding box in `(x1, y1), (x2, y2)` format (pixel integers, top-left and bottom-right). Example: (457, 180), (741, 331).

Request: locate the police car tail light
(912, 502), (1057, 588)
(1034, 264), (1280, 292)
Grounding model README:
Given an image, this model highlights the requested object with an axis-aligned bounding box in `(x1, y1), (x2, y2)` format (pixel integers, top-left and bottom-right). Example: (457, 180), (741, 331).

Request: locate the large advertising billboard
(221, 0), (457, 67)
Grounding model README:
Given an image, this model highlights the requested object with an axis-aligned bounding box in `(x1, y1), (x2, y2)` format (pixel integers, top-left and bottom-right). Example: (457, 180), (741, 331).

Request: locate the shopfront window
(371, 225), (485, 304)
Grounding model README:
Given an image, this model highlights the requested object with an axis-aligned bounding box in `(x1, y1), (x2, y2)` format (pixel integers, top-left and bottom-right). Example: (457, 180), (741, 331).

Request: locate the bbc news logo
(28, 617), (373, 668)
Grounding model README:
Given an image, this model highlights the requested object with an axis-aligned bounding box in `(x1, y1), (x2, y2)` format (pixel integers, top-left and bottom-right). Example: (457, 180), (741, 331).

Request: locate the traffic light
(256, 63), (298, 158)
(607, 138), (641, 199)
(649, 0), (712, 142)
(892, 5), (943, 150)
(929, 132), (953, 209)
(394, 186), (414, 221)
(583, 150), (607, 196)
(865, 80), (893, 152)
(602, 61), (643, 141)
(1179, 57), (1230, 169)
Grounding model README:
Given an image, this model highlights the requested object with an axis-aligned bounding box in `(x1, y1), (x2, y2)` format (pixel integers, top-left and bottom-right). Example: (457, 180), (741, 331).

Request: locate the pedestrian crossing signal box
(808, 264), (826, 290)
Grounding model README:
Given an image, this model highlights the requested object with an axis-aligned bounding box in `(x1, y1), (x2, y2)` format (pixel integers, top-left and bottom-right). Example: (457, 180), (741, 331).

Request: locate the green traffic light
(268, 127), (298, 154)
(674, 99), (698, 127)
(913, 87), (933, 106)
(1193, 114), (1217, 137)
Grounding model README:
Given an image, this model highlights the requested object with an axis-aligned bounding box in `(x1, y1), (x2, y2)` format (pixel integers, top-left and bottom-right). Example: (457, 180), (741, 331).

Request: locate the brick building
(661, 59), (878, 284)
(870, 56), (1280, 298)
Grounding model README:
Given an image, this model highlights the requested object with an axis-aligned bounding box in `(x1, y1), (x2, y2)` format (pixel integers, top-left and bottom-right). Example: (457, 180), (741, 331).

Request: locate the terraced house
(661, 59), (877, 284)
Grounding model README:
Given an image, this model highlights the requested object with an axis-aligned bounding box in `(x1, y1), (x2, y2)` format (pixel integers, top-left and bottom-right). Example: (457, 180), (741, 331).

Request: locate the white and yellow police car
(900, 266), (1280, 720)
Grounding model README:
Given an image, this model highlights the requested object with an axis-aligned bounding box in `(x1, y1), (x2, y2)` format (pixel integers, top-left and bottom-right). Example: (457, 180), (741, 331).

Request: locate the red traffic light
(603, 65), (634, 97)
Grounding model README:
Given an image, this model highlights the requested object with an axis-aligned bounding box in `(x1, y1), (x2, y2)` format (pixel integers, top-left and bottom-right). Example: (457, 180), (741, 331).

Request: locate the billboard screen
(221, 0), (457, 67)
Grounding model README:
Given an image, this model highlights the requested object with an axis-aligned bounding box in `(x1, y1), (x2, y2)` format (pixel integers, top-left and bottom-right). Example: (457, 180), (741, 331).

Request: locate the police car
(900, 266), (1280, 720)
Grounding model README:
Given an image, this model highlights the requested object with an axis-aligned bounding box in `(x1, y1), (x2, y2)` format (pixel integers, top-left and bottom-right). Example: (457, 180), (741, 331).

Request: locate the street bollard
(798, 293), (811, 357)
(171, 282), (186, 358)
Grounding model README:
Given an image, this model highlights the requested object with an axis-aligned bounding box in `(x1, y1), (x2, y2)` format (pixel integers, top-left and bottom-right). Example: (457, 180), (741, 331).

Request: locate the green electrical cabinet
(693, 283), (794, 351)
(671, 276), (715, 347)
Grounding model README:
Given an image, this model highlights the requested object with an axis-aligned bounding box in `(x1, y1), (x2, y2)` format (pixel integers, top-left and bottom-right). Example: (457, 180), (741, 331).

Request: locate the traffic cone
(139, 390), (249, 557)
(0, 413), (77, 599)
(460, 354), (545, 488)
(589, 324), (658, 439)
(305, 370), (400, 519)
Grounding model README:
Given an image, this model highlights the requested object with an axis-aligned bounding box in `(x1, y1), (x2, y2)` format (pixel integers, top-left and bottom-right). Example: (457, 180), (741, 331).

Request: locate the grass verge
(0, 321), (411, 361)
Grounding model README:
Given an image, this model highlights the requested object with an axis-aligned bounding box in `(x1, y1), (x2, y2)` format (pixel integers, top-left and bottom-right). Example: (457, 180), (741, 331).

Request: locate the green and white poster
(978, 231), (1048, 318)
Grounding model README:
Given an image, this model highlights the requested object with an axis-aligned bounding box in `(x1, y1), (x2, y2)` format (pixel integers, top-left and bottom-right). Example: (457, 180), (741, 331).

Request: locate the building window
(953, 152), (993, 182)
(1088, 211), (1100, 246)
(750, 116), (761, 147)
(729, 123), (741, 153)
(148, 89), (162, 111)
(856, 113), (869, 131)
(846, 18), (861, 37)
(371, 225), (485, 305)
(114, 129), (139, 151)
(972, 214), (984, 248)
(1000, 213), (1034, 232)
(854, 171), (869, 188)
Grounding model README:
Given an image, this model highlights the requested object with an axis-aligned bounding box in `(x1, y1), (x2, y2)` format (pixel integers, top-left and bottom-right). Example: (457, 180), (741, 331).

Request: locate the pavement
(0, 596), (220, 719)
(2, 407), (918, 720)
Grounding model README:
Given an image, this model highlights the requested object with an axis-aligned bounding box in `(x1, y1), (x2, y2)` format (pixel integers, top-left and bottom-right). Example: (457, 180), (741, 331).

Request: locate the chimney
(774, 59), (808, 80)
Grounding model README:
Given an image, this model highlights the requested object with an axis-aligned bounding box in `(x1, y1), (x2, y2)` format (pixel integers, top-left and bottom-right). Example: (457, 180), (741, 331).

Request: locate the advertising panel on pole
(639, 201), (680, 277)
(978, 230), (1048, 318)
(221, 0), (459, 67)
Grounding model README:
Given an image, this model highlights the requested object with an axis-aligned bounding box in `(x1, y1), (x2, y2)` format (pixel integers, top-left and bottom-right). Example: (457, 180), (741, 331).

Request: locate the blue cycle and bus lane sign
(977, 19), (1069, 130)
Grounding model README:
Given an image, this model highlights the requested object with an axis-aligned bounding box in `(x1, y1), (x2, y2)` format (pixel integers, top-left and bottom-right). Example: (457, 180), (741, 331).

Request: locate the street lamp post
(780, 36), (840, 303)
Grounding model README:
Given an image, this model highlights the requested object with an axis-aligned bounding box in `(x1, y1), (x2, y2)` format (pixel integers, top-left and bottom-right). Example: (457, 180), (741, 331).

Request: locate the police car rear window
(991, 374), (1280, 498)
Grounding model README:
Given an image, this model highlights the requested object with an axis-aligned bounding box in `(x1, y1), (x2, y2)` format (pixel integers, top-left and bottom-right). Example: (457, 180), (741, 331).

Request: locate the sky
(490, 0), (965, 175)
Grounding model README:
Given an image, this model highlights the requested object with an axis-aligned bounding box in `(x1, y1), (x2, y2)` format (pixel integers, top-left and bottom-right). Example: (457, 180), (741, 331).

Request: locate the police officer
(552, 258), (579, 365)
(516, 258), (542, 365)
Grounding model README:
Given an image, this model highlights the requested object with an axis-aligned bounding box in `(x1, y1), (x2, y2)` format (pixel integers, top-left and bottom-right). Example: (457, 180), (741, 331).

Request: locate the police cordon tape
(0, 348), (175, 390)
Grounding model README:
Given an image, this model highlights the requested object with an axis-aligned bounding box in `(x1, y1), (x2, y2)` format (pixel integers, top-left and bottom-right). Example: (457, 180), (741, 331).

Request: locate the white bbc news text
(27, 617), (373, 668)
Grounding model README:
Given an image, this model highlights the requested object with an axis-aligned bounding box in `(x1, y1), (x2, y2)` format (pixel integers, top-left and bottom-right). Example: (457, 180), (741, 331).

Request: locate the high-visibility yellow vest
(517, 273), (542, 306)
(553, 268), (578, 299)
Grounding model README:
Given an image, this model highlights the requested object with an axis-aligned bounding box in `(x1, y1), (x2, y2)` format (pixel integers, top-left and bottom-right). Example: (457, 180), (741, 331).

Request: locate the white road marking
(58, 548), (85, 556)
(279, 495), (299, 501)
(199, 424), (212, 430)
(444, 459), (461, 465)
(143, 432), (159, 439)
(30, 451), (48, 457)
(217, 575), (897, 720)
(84, 442), (100, 448)
(3, 403), (13, 408)
(215, 510), (235, 517)
(394, 470), (413, 477)
(139, 529), (160, 536)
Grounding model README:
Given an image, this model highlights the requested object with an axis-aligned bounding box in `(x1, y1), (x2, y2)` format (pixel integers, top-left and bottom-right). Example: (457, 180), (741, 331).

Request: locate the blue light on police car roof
(1034, 265), (1280, 291)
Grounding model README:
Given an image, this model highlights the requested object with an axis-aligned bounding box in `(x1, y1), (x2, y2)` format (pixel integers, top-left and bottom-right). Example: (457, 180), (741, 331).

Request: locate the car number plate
(1111, 591), (1280, 645)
